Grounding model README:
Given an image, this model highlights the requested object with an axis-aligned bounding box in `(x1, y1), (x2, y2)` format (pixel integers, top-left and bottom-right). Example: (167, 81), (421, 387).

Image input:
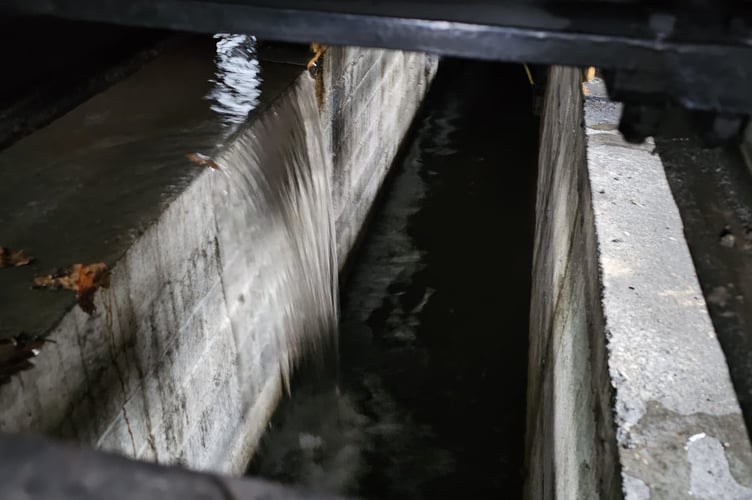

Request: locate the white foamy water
(212, 72), (339, 394)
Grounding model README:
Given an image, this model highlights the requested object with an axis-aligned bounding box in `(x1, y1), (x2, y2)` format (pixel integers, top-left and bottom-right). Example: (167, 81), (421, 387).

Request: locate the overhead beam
(3, 1), (752, 114)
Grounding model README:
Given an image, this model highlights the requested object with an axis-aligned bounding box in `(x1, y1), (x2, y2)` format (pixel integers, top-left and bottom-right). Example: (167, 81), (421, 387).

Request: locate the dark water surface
(248, 59), (539, 499)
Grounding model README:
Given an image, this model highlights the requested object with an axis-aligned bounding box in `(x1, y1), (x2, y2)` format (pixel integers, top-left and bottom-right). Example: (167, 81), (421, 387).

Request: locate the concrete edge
(0, 44), (439, 475)
(525, 65), (622, 500)
(584, 78), (752, 498)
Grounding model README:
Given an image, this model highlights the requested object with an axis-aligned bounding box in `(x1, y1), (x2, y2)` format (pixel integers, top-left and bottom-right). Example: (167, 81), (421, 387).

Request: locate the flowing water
(211, 72), (340, 394)
(248, 60), (539, 499)
(0, 31), (342, 456)
(203, 33), (340, 394)
(1, 28), (535, 493)
(0, 34), (263, 338)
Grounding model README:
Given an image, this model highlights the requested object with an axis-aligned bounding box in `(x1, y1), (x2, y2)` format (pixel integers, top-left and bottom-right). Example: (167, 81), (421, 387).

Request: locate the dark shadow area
(249, 59), (539, 499)
(657, 118), (752, 435)
(0, 15), (173, 150)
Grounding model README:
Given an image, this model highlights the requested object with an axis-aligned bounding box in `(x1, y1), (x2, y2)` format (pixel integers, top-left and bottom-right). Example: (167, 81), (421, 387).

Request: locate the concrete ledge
(526, 66), (620, 500)
(527, 67), (752, 499)
(0, 41), (437, 474)
(585, 78), (752, 499)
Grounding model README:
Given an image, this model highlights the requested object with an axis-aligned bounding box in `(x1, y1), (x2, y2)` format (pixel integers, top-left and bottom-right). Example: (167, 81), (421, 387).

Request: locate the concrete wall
(527, 67), (752, 499)
(321, 47), (437, 266)
(526, 66), (620, 500)
(0, 45), (437, 474)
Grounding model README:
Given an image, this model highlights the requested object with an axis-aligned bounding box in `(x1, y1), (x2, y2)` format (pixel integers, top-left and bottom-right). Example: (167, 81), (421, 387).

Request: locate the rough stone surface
(527, 67), (752, 499)
(321, 47), (438, 266)
(585, 79), (752, 499)
(526, 66), (620, 500)
(0, 44), (437, 474)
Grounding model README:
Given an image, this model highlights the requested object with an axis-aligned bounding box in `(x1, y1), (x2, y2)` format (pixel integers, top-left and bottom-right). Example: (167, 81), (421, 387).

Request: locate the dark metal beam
(3, 0), (752, 116)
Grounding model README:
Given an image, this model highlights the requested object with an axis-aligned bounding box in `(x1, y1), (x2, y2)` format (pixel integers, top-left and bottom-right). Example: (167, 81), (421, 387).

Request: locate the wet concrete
(0, 35), (293, 340)
(0, 16), (172, 150)
(0, 37), (436, 472)
(248, 59), (539, 499)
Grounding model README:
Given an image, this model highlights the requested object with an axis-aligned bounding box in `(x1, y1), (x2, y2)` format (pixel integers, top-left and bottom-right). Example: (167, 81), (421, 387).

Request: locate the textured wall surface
(586, 79), (752, 499)
(526, 66), (620, 500)
(0, 45), (437, 474)
(321, 47), (438, 266)
(526, 67), (752, 499)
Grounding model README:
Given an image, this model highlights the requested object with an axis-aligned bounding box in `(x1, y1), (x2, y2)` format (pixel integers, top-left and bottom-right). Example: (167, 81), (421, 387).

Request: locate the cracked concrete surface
(527, 69), (752, 499)
(585, 78), (752, 498)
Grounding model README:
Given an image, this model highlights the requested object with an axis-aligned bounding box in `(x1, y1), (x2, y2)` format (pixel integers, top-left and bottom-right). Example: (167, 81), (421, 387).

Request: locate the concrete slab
(586, 79), (752, 498)
(0, 38), (437, 475)
(527, 66), (620, 500)
(528, 67), (752, 499)
(0, 17), (173, 151)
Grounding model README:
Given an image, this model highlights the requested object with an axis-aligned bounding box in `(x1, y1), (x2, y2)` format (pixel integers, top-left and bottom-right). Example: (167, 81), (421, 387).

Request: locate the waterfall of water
(212, 73), (339, 395)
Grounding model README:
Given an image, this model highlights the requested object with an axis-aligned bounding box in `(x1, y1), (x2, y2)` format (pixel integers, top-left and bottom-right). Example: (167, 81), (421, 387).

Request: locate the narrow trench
(248, 59), (540, 499)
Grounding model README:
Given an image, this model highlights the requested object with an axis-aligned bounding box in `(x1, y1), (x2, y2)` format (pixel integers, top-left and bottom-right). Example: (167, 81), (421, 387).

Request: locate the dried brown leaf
(75, 263), (111, 314)
(33, 268), (76, 290)
(0, 333), (54, 386)
(33, 263), (111, 315)
(186, 152), (220, 170)
(0, 247), (34, 269)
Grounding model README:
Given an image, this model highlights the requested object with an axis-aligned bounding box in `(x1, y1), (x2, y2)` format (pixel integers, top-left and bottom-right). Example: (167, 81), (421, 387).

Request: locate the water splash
(247, 97), (458, 498)
(212, 73), (339, 394)
(207, 34), (262, 131)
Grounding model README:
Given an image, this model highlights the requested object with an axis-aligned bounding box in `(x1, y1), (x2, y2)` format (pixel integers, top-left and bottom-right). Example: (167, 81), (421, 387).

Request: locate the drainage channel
(247, 59), (540, 499)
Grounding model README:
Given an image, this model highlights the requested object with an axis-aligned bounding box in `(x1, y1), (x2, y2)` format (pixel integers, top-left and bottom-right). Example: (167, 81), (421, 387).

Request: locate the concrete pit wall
(527, 67), (752, 498)
(0, 45), (437, 474)
(526, 66), (620, 500)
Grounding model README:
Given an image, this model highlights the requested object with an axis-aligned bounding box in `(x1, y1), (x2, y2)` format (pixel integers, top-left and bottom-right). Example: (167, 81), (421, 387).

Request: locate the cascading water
(248, 60), (538, 499)
(210, 71), (340, 396)
(0, 27), (341, 470)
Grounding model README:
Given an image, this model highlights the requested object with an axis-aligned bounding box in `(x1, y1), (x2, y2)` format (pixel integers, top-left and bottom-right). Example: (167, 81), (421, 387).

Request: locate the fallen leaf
(33, 263), (111, 315)
(75, 263), (111, 314)
(0, 333), (54, 386)
(0, 247), (34, 268)
(186, 152), (220, 170)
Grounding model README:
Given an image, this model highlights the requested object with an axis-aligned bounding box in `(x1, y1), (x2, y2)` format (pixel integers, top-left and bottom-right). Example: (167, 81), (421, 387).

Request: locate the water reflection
(207, 34), (262, 129)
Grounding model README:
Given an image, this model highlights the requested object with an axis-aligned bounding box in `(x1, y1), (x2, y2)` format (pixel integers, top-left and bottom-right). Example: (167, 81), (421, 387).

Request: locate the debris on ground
(0, 247), (34, 268)
(33, 263), (111, 315)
